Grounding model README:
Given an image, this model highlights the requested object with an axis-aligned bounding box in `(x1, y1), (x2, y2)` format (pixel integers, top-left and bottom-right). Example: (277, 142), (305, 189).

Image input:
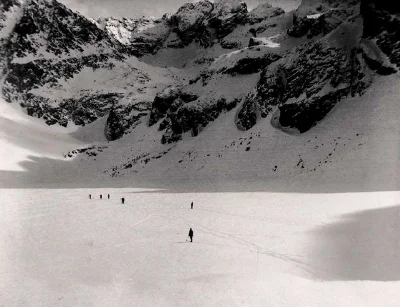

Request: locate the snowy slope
(2, 72), (400, 192)
(0, 96), (82, 171)
(93, 74), (400, 192)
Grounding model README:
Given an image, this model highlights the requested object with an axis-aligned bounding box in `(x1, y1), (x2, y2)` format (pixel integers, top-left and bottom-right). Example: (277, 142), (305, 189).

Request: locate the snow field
(1, 188), (400, 306)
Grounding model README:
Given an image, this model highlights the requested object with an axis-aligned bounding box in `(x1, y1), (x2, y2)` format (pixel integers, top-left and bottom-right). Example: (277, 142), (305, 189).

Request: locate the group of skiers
(88, 195), (194, 242)
(89, 194), (110, 200)
(89, 194), (125, 204)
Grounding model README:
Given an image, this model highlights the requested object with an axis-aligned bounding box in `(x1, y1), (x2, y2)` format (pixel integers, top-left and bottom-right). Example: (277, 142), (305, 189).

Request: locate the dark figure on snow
(89, 194), (91, 199)
(188, 228), (194, 242)
(191, 202), (193, 209)
(100, 194), (102, 200)
(121, 197), (125, 204)
(108, 194), (110, 199)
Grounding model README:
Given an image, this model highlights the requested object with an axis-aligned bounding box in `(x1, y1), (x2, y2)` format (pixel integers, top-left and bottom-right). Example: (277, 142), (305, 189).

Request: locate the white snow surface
(307, 13), (323, 19)
(1, 189), (400, 306)
(250, 36), (281, 48)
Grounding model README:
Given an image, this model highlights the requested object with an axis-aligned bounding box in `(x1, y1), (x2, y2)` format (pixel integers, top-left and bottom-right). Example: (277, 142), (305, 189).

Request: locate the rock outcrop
(1, 0), (129, 126)
(237, 21), (373, 132)
(360, 0), (400, 68)
(233, 0), (399, 134)
(246, 3), (285, 25)
(287, 0), (359, 39)
(95, 16), (171, 56)
(105, 102), (149, 141)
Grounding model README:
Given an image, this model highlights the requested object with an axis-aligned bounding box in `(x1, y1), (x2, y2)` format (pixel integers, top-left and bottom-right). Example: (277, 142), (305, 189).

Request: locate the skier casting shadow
(188, 228), (194, 242)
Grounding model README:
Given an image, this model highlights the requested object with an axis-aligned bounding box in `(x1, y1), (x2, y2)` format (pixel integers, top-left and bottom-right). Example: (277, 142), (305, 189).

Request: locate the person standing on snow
(121, 197), (125, 204)
(89, 194), (91, 199)
(191, 201), (193, 209)
(108, 194), (110, 199)
(188, 228), (194, 242)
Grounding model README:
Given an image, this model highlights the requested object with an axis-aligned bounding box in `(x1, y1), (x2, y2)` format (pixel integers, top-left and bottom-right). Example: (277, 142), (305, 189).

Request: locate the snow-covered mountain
(0, 0), (181, 128)
(1, 0), (400, 188)
(94, 16), (171, 55)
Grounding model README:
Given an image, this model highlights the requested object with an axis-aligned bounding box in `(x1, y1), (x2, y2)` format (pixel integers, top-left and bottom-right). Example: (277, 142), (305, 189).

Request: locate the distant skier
(121, 197), (125, 204)
(89, 194), (91, 199)
(188, 228), (194, 242)
(191, 202), (193, 209)
(108, 194), (110, 199)
(100, 194), (102, 200)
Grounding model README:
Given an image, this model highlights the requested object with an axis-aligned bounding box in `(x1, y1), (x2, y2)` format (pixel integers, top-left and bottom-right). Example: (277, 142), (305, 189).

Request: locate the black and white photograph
(1, 0), (400, 305)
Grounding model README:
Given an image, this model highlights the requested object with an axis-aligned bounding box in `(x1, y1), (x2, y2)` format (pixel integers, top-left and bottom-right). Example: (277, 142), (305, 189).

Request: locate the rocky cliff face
(287, 0), (360, 38)
(95, 16), (171, 56)
(234, 0), (398, 134)
(360, 0), (400, 68)
(1, 0), (179, 127)
(1, 0), (128, 125)
(1, 0), (399, 146)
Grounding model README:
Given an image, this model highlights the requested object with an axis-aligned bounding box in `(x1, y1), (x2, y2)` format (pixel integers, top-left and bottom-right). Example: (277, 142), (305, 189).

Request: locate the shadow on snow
(309, 205), (400, 281)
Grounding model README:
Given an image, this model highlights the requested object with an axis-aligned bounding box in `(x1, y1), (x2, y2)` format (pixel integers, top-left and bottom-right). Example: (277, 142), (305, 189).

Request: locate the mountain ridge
(0, 0), (400, 187)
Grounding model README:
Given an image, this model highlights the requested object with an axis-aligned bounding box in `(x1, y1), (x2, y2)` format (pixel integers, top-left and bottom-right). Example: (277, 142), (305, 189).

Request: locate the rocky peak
(94, 17), (137, 45)
(1, 0), (134, 126)
(6, 0), (121, 61)
(93, 15), (171, 56)
(211, 0), (247, 16)
(169, 1), (213, 32)
(247, 3), (285, 24)
(287, 0), (360, 38)
(207, 0), (248, 37)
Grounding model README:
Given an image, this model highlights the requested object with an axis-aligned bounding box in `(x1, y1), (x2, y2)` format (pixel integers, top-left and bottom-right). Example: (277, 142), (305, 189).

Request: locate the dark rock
(105, 108), (125, 141)
(236, 39), (372, 132)
(169, 1), (214, 46)
(207, 0), (248, 38)
(246, 4), (285, 25)
(361, 41), (397, 75)
(224, 53), (281, 75)
(160, 97), (240, 143)
(220, 40), (241, 49)
(287, 0), (358, 39)
(180, 92), (199, 103)
(236, 95), (258, 131)
(361, 0), (400, 68)
(105, 102), (151, 141)
(279, 92), (343, 133)
(148, 86), (182, 126)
